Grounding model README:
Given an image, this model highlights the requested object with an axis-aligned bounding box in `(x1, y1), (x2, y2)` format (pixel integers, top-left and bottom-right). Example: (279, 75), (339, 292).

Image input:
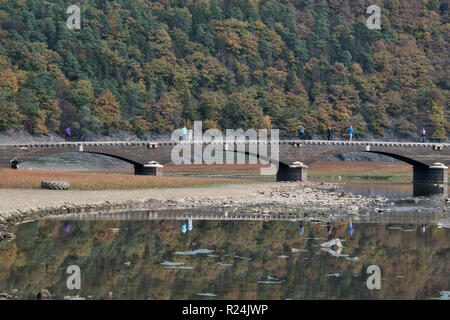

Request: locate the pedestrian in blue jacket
(348, 126), (354, 141)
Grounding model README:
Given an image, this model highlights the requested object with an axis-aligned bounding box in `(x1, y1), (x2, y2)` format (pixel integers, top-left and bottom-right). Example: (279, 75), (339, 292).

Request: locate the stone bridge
(0, 139), (448, 184)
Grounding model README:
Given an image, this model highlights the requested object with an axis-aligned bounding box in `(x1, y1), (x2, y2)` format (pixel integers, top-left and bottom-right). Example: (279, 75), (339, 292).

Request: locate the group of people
(421, 128), (428, 143)
(298, 125), (356, 141)
(299, 220), (428, 237)
(181, 126), (194, 141)
(181, 219), (193, 234)
(62, 125), (431, 143)
(299, 125), (429, 142)
(299, 219), (354, 237)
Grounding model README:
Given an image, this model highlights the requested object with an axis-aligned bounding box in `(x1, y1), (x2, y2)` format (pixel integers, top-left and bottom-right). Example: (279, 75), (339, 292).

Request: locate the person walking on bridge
(182, 126), (187, 141)
(64, 127), (71, 142)
(348, 126), (354, 141)
(181, 220), (187, 234)
(421, 128), (427, 143)
(327, 127), (333, 140)
(298, 125), (305, 139)
(188, 128), (193, 141)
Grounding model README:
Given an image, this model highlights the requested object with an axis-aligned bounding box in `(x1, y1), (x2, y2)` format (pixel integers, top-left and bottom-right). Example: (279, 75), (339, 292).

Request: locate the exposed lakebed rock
(0, 182), (446, 242)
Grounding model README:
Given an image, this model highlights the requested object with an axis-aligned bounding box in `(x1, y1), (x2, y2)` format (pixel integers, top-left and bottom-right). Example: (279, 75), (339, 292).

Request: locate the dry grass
(0, 161), (414, 190)
(0, 168), (253, 190)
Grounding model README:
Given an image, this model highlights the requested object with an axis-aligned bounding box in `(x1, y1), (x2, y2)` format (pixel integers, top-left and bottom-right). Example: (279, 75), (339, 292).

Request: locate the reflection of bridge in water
(48, 209), (449, 226)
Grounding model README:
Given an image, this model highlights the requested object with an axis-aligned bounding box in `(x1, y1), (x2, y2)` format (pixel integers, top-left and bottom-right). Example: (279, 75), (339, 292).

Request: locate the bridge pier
(134, 161), (163, 176)
(276, 162), (308, 182)
(413, 163), (448, 197)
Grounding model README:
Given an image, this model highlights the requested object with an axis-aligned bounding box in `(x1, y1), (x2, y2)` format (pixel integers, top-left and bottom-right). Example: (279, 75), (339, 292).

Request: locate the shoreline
(0, 182), (379, 241)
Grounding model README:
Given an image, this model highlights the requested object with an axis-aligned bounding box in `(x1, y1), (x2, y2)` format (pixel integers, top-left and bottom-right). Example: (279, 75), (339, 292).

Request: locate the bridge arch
(15, 149), (140, 169)
(305, 151), (428, 168)
(81, 151), (141, 166)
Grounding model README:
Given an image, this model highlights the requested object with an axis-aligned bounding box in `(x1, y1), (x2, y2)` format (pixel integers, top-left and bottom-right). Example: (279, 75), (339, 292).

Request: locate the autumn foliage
(0, 0), (448, 140)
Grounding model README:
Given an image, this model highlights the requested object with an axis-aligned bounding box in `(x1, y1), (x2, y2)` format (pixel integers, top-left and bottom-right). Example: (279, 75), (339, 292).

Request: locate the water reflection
(422, 224), (427, 234)
(181, 219), (194, 234)
(413, 183), (448, 197)
(0, 216), (448, 300)
(339, 182), (448, 198)
(348, 218), (354, 237)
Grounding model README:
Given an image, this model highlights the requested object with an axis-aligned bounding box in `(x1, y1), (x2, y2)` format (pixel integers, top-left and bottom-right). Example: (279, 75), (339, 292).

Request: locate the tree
(93, 90), (122, 134)
(0, 90), (23, 130)
(428, 101), (447, 141)
(198, 90), (227, 129)
(221, 91), (264, 129)
(72, 105), (102, 138)
(143, 93), (181, 133)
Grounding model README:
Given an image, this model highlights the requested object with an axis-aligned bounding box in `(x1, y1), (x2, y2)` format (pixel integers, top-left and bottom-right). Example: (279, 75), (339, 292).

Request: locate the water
(0, 213), (448, 300)
(338, 182), (448, 199)
(0, 181), (448, 300)
(338, 182), (414, 199)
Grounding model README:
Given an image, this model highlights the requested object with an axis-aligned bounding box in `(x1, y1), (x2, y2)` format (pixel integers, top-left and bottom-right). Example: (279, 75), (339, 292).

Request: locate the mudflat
(0, 183), (267, 217)
(0, 181), (376, 220)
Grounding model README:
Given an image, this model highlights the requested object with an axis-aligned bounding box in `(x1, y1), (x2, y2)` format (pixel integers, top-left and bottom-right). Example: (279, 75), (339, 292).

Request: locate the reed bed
(0, 169), (251, 190)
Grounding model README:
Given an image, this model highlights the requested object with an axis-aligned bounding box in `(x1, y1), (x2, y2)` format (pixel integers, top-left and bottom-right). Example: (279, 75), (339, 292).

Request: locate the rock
(36, 289), (52, 300)
(348, 205), (359, 214)
(0, 292), (11, 300)
(64, 295), (86, 300)
(321, 239), (344, 248)
(326, 273), (340, 277)
(0, 232), (15, 241)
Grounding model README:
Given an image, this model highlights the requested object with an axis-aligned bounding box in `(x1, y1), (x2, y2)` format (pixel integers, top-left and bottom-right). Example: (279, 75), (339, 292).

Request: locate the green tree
(428, 101), (448, 141)
(93, 90), (122, 134)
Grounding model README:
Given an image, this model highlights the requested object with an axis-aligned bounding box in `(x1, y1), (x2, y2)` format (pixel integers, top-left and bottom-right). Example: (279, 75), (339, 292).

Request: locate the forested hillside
(0, 0), (448, 140)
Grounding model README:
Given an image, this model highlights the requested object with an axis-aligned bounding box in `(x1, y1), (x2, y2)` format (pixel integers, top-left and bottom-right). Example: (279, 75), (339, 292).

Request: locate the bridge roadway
(0, 139), (448, 184)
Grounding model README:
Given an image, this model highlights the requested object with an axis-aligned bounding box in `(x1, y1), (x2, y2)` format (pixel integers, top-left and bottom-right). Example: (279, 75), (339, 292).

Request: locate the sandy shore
(0, 183), (275, 216)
